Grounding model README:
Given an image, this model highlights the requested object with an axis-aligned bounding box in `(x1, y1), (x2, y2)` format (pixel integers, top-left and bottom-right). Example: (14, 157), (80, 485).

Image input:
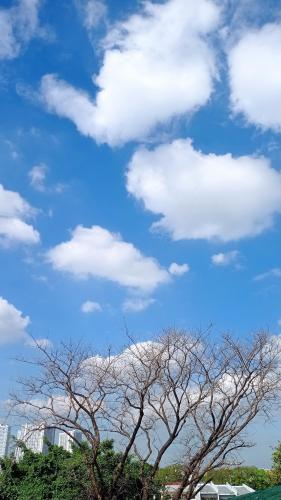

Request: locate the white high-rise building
(58, 430), (83, 452)
(0, 424), (10, 458)
(15, 423), (55, 460)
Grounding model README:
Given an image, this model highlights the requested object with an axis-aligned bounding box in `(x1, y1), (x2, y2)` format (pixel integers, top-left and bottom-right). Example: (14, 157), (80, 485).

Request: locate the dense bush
(0, 440), (161, 500)
(205, 466), (272, 491)
(156, 464), (273, 491)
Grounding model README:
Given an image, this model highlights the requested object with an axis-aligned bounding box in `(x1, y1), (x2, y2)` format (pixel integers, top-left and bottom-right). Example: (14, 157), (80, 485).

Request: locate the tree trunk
(87, 463), (105, 500)
(173, 487), (185, 500)
(142, 480), (150, 500)
(173, 483), (195, 500)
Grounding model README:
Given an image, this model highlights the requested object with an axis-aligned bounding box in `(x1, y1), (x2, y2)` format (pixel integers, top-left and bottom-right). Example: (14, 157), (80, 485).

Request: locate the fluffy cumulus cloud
(0, 184), (39, 245)
(86, 341), (164, 374)
(47, 225), (170, 292)
(169, 262), (189, 276)
(228, 22), (281, 131)
(0, 297), (30, 344)
(126, 139), (281, 242)
(40, 0), (220, 145)
(211, 250), (239, 266)
(122, 297), (155, 313)
(0, 297), (50, 347)
(0, 0), (44, 60)
(81, 300), (102, 313)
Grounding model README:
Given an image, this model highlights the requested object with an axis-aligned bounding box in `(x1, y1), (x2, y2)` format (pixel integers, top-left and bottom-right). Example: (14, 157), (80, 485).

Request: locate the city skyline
(0, 424), (10, 459)
(0, 422), (83, 459)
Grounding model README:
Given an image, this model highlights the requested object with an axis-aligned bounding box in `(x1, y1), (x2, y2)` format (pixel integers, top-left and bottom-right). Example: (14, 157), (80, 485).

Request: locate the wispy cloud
(169, 262), (190, 276)
(76, 0), (107, 30)
(81, 300), (102, 313)
(28, 163), (67, 194)
(29, 163), (48, 192)
(254, 268), (281, 282)
(0, 0), (51, 61)
(212, 250), (240, 267)
(122, 297), (155, 313)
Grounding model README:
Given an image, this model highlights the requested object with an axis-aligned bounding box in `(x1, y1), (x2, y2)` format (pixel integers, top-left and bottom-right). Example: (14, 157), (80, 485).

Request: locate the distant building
(15, 423), (55, 460)
(58, 430), (83, 452)
(164, 482), (255, 499)
(0, 424), (10, 458)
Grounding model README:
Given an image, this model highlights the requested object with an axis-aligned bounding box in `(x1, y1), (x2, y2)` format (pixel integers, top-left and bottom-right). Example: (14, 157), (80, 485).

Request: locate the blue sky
(1, 0), (281, 466)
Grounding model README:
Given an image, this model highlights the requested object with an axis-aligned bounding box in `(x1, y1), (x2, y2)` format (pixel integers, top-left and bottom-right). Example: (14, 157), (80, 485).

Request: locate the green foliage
(93, 440), (161, 499)
(156, 464), (272, 491)
(0, 444), (89, 500)
(0, 440), (161, 500)
(271, 441), (281, 485)
(205, 466), (272, 491)
(156, 464), (183, 483)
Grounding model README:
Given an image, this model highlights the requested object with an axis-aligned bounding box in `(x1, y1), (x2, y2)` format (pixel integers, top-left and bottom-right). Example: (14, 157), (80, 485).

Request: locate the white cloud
(4, 139), (19, 160)
(53, 183), (67, 194)
(126, 139), (281, 242)
(81, 300), (102, 313)
(77, 0), (107, 29)
(0, 297), (30, 345)
(40, 75), (97, 139)
(0, 0), (44, 60)
(0, 297), (50, 347)
(29, 163), (47, 192)
(87, 339), (200, 382)
(26, 337), (53, 349)
(169, 262), (189, 276)
(254, 268), (281, 282)
(28, 164), (66, 194)
(228, 22), (281, 131)
(0, 184), (39, 245)
(40, 0), (220, 145)
(47, 225), (170, 292)
(211, 250), (239, 266)
(122, 297), (155, 313)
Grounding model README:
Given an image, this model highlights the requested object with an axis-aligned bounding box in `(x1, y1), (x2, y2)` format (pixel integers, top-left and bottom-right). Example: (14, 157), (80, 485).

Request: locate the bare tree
(169, 333), (281, 499)
(9, 339), (167, 500)
(8, 330), (281, 500)
(10, 342), (117, 499)
(105, 332), (214, 500)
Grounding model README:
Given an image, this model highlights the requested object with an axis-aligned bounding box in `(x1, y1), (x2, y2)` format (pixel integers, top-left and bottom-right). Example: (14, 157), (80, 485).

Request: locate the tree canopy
(157, 465), (272, 492)
(156, 464), (183, 484)
(271, 441), (281, 485)
(205, 467), (272, 491)
(0, 440), (161, 500)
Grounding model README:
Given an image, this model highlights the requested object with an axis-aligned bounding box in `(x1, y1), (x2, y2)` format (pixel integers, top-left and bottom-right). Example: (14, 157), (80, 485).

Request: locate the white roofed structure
(164, 482), (255, 499)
